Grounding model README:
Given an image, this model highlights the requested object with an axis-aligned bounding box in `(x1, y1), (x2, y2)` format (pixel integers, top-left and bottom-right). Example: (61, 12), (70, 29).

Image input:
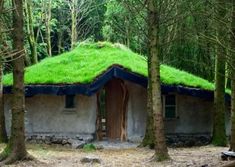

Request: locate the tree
(212, 0), (227, 146)
(68, 0), (98, 49)
(103, 0), (147, 54)
(147, 0), (169, 161)
(0, 0), (8, 143)
(44, 0), (52, 57)
(230, 0), (235, 151)
(0, 62), (7, 144)
(0, 0), (31, 164)
(24, 0), (37, 64)
(69, 0), (78, 49)
(55, 0), (68, 54)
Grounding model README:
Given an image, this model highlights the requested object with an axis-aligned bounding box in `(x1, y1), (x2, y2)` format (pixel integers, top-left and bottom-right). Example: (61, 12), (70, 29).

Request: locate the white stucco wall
(164, 95), (213, 134)
(124, 81), (231, 142)
(3, 84), (231, 143)
(4, 94), (97, 138)
(125, 81), (147, 142)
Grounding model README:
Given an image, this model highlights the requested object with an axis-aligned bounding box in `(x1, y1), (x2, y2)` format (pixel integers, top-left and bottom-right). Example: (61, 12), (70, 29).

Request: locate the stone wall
(166, 134), (211, 147)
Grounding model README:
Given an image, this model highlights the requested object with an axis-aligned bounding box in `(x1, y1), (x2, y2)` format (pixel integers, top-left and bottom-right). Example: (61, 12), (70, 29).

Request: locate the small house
(3, 42), (231, 146)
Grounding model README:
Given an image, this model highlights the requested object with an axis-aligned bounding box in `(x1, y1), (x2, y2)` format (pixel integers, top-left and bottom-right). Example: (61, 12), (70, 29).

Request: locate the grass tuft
(82, 144), (96, 152)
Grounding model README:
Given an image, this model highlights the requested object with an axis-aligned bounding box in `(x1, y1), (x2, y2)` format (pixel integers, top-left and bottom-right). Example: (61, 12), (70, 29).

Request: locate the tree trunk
(56, 3), (63, 54)
(71, 0), (78, 50)
(45, 0), (52, 57)
(230, 0), (235, 151)
(212, 51), (226, 146)
(212, 0), (227, 146)
(25, 0), (37, 64)
(0, 63), (8, 143)
(147, 0), (169, 161)
(141, 85), (155, 148)
(57, 29), (63, 54)
(203, 0), (213, 81)
(0, 0), (29, 164)
(0, 0), (8, 144)
(141, 40), (155, 148)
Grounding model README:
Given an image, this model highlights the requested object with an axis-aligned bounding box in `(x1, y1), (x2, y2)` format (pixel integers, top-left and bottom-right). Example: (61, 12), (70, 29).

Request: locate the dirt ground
(0, 144), (233, 167)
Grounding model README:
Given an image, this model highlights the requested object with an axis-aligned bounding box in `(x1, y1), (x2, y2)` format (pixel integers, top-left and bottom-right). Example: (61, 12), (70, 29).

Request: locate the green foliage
(18, 0), (225, 83)
(103, 0), (147, 53)
(4, 42), (216, 92)
(83, 144), (96, 152)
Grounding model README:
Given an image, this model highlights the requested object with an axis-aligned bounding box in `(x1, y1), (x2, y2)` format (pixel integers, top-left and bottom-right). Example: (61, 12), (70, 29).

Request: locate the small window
(164, 95), (176, 119)
(65, 95), (75, 109)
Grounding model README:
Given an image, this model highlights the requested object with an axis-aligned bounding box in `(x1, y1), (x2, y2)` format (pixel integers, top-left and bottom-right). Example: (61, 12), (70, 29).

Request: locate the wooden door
(105, 79), (128, 141)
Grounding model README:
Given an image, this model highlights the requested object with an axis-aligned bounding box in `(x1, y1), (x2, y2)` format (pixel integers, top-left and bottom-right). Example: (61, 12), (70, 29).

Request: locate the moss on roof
(3, 42), (215, 91)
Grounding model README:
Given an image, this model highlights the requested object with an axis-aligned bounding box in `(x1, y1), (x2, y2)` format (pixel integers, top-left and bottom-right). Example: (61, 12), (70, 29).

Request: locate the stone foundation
(166, 134), (211, 147)
(25, 133), (212, 148)
(26, 133), (94, 148)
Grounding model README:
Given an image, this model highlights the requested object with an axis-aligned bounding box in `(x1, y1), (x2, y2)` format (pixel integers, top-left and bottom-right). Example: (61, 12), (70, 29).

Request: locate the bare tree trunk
(0, 0), (30, 164)
(141, 44), (155, 148)
(45, 0), (52, 57)
(125, 15), (130, 48)
(0, 0), (8, 144)
(25, 0), (37, 64)
(147, 0), (169, 161)
(213, 51), (226, 146)
(212, 0), (227, 146)
(0, 63), (8, 143)
(230, 0), (235, 151)
(70, 0), (78, 50)
(57, 30), (63, 54)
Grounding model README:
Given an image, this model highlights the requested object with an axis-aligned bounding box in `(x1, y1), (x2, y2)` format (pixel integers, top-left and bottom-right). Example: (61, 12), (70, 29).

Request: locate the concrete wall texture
(4, 94), (97, 139)
(164, 95), (213, 134)
(3, 81), (231, 143)
(125, 81), (147, 142)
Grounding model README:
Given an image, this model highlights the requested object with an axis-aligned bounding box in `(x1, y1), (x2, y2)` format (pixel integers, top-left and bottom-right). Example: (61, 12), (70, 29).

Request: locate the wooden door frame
(96, 79), (129, 141)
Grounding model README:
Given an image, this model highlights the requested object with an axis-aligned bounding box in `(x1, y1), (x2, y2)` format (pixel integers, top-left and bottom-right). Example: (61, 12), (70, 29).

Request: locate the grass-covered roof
(3, 42), (215, 91)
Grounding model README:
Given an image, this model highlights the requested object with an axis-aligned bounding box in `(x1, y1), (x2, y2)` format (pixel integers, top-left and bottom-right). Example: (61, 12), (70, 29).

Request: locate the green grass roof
(3, 42), (215, 91)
